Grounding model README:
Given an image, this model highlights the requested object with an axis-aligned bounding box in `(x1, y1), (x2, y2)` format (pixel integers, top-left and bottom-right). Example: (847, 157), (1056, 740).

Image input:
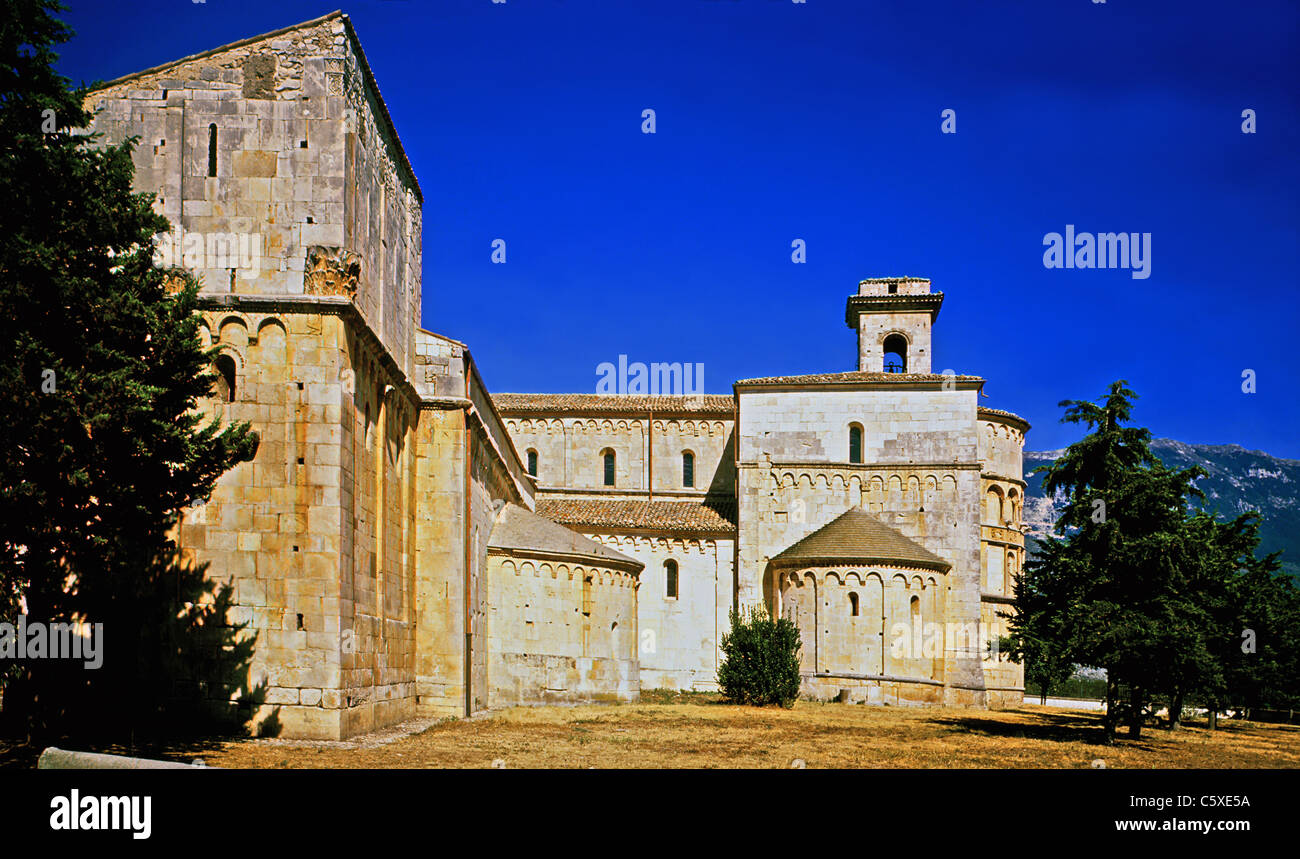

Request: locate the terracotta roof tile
(734, 371), (982, 386)
(488, 503), (643, 571)
(978, 406), (1031, 430)
(770, 507), (950, 572)
(536, 498), (737, 534)
(493, 394), (734, 416)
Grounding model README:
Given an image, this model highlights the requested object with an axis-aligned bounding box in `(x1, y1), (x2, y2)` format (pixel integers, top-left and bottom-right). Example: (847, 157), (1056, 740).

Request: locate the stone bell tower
(844, 277), (943, 374)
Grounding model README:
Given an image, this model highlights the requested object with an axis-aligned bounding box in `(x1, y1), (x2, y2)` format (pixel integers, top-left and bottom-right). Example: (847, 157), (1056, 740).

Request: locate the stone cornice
(845, 292), (944, 327)
(978, 407), (1032, 433)
(753, 460), (983, 471)
(491, 547), (643, 576)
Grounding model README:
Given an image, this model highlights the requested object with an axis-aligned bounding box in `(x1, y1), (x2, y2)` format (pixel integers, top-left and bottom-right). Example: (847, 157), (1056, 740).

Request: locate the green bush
(717, 605), (802, 707)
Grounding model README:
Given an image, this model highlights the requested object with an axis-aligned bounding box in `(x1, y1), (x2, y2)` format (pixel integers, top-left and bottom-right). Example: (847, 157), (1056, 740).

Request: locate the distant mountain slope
(1023, 439), (1300, 582)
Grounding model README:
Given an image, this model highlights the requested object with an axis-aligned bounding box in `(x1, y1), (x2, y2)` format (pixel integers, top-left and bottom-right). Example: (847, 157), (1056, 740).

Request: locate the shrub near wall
(717, 606), (802, 707)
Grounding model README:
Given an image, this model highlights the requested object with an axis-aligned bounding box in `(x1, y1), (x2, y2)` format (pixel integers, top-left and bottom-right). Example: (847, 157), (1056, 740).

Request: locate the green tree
(1013, 382), (1207, 741)
(717, 605), (802, 707)
(1004, 538), (1076, 705)
(0, 0), (257, 743)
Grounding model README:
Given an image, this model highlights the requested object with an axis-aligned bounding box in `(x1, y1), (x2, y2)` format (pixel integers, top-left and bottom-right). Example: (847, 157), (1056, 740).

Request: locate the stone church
(85, 11), (1028, 739)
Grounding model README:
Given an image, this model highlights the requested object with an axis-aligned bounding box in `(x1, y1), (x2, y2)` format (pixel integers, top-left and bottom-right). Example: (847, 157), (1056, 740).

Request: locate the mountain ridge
(1022, 438), (1300, 582)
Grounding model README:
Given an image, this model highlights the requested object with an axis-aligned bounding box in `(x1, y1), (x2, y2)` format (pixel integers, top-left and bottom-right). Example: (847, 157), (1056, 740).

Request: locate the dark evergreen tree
(0, 0), (258, 745)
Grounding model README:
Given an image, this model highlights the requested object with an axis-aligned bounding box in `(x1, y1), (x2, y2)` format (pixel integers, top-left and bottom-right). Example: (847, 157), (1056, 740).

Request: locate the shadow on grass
(933, 710), (1117, 747)
(0, 554), (275, 769)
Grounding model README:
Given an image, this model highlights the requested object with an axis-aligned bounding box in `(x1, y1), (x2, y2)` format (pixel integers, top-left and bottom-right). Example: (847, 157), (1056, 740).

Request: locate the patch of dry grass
(153, 701), (1300, 769)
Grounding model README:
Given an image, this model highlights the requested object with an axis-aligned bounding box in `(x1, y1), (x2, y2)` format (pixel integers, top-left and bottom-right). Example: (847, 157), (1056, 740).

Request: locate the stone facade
(497, 278), (1029, 708)
(87, 14), (1027, 738)
(86, 13), (638, 739)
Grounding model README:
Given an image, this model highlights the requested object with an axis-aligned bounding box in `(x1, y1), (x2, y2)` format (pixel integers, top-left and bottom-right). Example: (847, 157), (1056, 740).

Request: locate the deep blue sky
(55, 0), (1299, 457)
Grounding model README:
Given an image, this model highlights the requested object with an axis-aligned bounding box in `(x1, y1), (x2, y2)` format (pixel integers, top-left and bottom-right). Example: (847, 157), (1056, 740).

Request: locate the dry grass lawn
(148, 692), (1300, 769)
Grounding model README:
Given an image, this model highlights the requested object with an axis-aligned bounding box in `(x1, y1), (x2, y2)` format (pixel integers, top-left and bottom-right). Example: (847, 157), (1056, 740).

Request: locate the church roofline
(87, 10), (423, 204)
(734, 371), (983, 391)
(493, 393), (735, 417)
(769, 507), (952, 572)
(537, 497), (737, 535)
(489, 503), (644, 573)
(978, 406), (1032, 432)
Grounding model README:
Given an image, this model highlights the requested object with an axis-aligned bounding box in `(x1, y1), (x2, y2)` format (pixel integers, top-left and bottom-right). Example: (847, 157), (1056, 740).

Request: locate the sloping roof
(734, 371), (982, 387)
(488, 504), (643, 572)
(537, 498), (737, 534)
(493, 394), (735, 416)
(769, 507), (950, 572)
(978, 406), (1032, 431)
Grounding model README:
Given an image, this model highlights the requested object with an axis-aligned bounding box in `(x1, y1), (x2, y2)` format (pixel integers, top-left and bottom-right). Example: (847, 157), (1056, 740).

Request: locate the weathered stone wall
(178, 305), (426, 739)
(857, 312), (934, 374)
(978, 415), (1027, 705)
(779, 566), (943, 682)
(978, 417), (1026, 482)
(502, 416), (734, 496)
(737, 384), (987, 705)
(336, 323), (421, 737)
(84, 13), (420, 379)
(579, 534), (734, 691)
(411, 405), (467, 719)
(485, 554), (639, 707)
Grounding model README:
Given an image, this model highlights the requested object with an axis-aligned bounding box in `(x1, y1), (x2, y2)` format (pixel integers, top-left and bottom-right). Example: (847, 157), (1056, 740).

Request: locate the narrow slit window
(664, 559), (678, 600)
(682, 451), (694, 487)
(527, 449), (538, 477)
(848, 424), (863, 464)
(849, 592), (859, 617)
(602, 450), (615, 486)
(207, 123), (217, 177)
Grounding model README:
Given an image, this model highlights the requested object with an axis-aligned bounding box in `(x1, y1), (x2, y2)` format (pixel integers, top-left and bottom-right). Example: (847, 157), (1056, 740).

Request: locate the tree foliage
(717, 605), (802, 708)
(1008, 381), (1300, 741)
(0, 0), (259, 743)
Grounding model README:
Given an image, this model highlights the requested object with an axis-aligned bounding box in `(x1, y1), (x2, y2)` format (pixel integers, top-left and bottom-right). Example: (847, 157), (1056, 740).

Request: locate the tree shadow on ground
(0, 552), (275, 768)
(933, 711), (1124, 748)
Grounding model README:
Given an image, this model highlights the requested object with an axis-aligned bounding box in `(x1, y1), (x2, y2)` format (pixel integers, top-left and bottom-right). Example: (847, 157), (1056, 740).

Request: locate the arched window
(664, 559), (678, 599)
(849, 592), (859, 617)
(602, 449), (615, 486)
(682, 451), (694, 487)
(848, 424), (863, 464)
(909, 594), (921, 636)
(883, 333), (908, 373)
(527, 449), (538, 477)
(213, 354), (236, 402)
(985, 488), (1003, 525)
(207, 123), (217, 177)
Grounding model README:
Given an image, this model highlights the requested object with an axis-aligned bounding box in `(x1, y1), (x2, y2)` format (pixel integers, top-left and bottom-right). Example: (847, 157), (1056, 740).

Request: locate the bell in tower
(844, 277), (944, 374)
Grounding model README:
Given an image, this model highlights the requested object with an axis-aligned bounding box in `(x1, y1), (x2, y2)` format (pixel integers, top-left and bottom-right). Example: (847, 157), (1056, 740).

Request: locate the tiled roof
(978, 406), (1031, 430)
(770, 507), (950, 572)
(488, 503), (643, 571)
(493, 393), (735, 416)
(536, 498), (737, 534)
(734, 371), (982, 387)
